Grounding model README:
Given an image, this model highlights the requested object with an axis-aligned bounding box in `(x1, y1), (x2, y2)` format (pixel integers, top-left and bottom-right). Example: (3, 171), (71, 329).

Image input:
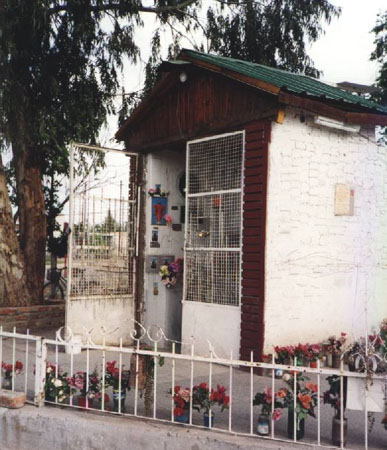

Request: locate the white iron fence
(0, 324), (386, 450)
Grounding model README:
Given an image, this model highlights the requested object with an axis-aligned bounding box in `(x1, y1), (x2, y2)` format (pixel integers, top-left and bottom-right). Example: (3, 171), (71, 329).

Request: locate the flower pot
(2, 377), (12, 390)
(310, 360), (318, 369)
(77, 396), (94, 409)
(296, 358), (305, 367)
(203, 412), (214, 427)
(256, 413), (270, 436)
(287, 409), (305, 440)
(332, 353), (342, 369)
(113, 389), (126, 413)
(332, 417), (347, 447)
(275, 368), (284, 378)
(174, 410), (190, 423)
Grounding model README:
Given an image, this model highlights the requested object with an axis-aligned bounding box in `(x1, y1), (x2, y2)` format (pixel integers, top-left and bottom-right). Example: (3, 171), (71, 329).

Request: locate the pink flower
(272, 409), (282, 421)
(164, 214), (173, 224)
(264, 387), (273, 404)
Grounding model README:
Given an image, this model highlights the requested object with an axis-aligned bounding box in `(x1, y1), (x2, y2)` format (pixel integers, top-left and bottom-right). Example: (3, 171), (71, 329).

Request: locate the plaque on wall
(334, 184), (354, 216)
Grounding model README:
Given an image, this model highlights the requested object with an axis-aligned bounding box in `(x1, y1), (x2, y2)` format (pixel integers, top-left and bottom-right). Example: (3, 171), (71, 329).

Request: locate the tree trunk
(0, 156), (30, 306)
(14, 149), (46, 304)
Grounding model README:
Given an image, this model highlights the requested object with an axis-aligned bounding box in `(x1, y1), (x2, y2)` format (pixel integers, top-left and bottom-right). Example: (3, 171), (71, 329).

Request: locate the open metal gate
(67, 143), (139, 303)
(183, 132), (244, 306)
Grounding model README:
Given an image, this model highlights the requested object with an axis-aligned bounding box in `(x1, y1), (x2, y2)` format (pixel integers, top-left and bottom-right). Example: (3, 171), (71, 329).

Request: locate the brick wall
(0, 305), (65, 332)
(239, 120), (271, 361)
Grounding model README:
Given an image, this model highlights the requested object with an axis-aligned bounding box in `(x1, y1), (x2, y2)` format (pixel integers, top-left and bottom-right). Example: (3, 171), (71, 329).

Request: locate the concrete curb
(0, 404), (319, 450)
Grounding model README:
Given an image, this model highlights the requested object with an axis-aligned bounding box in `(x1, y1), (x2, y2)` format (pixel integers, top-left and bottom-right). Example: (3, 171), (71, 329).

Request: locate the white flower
(47, 367), (53, 373)
(53, 379), (63, 387)
(58, 390), (64, 396)
(282, 373), (291, 381)
(59, 396), (66, 402)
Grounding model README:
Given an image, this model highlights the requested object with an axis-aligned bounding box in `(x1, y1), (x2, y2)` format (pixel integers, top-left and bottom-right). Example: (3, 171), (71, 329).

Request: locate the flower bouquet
(307, 344), (322, 367)
(173, 386), (191, 423)
(105, 360), (130, 412)
(69, 369), (106, 408)
(45, 362), (71, 403)
(253, 387), (283, 435)
(159, 258), (184, 288)
(274, 345), (294, 365)
(1, 360), (23, 390)
(326, 333), (347, 368)
(280, 374), (318, 440)
(192, 383), (229, 427)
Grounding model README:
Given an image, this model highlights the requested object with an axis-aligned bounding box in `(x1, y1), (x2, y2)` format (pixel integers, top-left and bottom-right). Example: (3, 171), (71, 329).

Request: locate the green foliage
(371, 10), (387, 143)
(0, 1), (200, 260)
(205, 0), (341, 77)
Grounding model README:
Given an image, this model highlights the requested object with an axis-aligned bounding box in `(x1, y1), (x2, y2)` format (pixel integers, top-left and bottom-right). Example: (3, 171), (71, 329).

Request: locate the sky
(102, 0), (386, 146)
(308, 0), (385, 85)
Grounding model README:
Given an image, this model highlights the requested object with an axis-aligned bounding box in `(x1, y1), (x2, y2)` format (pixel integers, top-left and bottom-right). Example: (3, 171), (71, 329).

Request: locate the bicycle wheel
(43, 282), (64, 303)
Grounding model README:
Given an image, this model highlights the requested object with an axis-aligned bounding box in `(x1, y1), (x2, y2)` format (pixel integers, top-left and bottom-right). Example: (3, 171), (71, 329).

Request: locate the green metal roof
(181, 49), (386, 114)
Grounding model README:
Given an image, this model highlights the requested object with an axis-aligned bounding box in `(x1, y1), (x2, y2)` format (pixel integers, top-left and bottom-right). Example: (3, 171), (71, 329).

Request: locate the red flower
(305, 382), (318, 393)
(199, 382), (207, 390)
(277, 388), (287, 399)
(174, 385), (180, 394)
(174, 407), (184, 417)
(106, 361), (116, 374)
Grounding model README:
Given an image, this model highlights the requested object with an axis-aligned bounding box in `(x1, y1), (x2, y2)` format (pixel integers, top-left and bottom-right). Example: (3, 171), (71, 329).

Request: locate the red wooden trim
(240, 120), (270, 362)
(279, 92), (387, 126)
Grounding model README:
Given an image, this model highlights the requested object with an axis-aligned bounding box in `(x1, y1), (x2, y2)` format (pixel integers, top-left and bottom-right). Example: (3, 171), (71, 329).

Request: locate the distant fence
(0, 324), (386, 450)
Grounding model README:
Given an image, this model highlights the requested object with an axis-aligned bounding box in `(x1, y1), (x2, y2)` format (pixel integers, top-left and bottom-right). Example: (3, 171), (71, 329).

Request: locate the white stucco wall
(264, 107), (387, 352)
(143, 151), (185, 346)
(66, 296), (134, 345)
(181, 302), (241, 358)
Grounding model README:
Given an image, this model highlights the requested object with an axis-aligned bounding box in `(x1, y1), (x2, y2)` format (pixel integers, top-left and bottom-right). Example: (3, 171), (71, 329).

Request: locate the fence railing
(0, 324), (386, 450)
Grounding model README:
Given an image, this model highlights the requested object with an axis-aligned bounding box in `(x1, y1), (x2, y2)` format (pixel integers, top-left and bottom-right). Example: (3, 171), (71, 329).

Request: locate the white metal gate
(183, 132), (244, 306)
(67, 143), (138, 302)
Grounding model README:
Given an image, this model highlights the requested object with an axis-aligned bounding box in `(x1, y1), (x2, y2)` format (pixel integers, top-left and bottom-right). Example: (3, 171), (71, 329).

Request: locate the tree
(205, 0), (341, 77)
(0, 0), (198, 305)
(371, 10), (387, 144)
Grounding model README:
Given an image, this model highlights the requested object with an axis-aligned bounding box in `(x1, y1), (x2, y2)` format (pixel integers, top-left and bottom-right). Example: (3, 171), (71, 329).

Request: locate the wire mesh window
(69, 147), (137, 300)
(188, 133), (243, 194)
(186, 192), (241, 249)
(185, 132), (244, 306)
(185, 251), (241, 305)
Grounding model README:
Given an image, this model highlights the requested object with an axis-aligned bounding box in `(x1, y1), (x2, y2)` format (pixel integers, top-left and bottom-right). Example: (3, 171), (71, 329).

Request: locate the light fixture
(314, 116), (360, 133)
(179, 71), (188, 83)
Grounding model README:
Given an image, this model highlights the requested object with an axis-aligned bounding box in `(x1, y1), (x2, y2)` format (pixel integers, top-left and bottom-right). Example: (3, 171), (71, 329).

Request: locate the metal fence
(0, 324), (386, 450)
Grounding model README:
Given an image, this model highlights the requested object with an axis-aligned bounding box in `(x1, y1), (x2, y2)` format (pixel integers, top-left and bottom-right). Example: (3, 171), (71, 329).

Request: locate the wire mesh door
(67, 144), (138, 301)
(184, 131), (244, 306)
